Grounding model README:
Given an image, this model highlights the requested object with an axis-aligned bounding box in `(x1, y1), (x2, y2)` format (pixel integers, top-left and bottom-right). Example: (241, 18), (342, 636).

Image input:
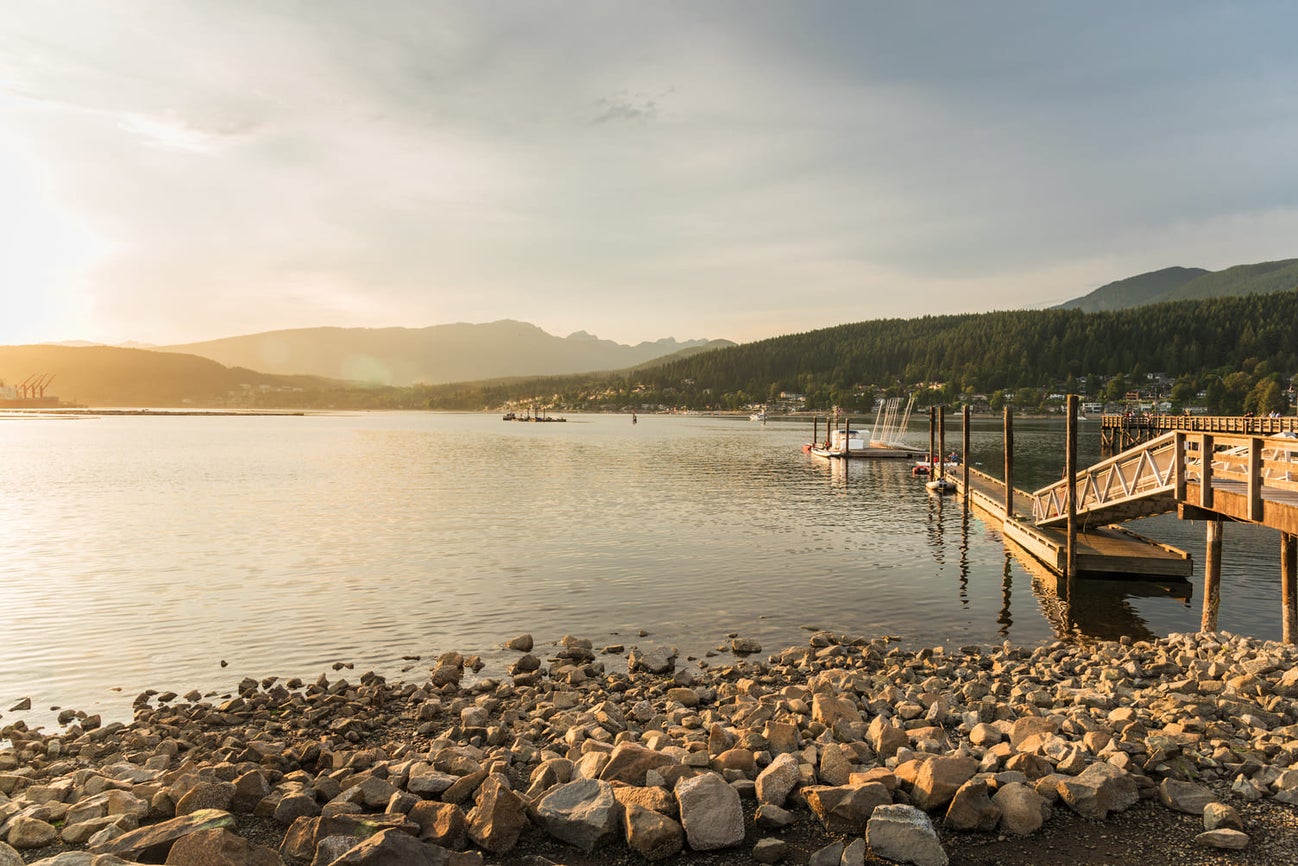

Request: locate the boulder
(408, 802), (466, 848)
(599, 743), (679, 786)
(326, 828), (452, 865)
(753, 837), (787, 864)
(1195, 829), (1250, 850)
(535, 779), (621, 852)
(279, 814), (419, 862)
(1202, 801), (1243, 832)
(991, 782), (1048, 836)
(755, 753), (801, 807)
(628, 646), (677, 674)
(803, 783), (891, 833)
(6, 816), (58, 849)
(92, 808), (237, 862)
(943, 779), (1000, 832)
(176, 781), (237, 816)
(675, 772), (743, 851)
(622, 803), (683, 861)
(0, 842), (20, 866)
(866, 804), (948, 866)
(163, 828), (284, 865)
(1158, 779), (1214, 815)
(911, 756), (978, 811)
(1056, 762), (1138, 820)
(465, 776), (527, 854)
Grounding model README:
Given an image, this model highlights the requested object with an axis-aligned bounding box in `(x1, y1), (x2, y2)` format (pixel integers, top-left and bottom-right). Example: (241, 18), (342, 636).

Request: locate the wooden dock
(957, 466), (1192, 578)
(933, 401), (1298, 643)
(1101, 413), (1298, 452)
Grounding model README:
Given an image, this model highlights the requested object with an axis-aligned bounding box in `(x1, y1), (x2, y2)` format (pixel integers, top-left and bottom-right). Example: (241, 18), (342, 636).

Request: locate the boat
(925, 477), (957, 494)
(802, 396), (927, 459)
(750, 410), (768, 422)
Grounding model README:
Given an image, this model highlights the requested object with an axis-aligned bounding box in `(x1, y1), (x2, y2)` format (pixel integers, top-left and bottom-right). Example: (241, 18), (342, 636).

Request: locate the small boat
(750, 411), (768, 422)
(926, 477), (957, 494)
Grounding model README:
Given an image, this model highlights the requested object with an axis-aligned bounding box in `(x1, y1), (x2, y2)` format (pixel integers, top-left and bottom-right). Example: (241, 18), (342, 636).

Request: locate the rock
(1195, 829), (1250, 850)
(944, 779), (1000, 832)
(866, 716), (909, 759)
(6, 816), (58, 849)
(1056, 761), (1137, 820)
(535, 779), (621, 852)
(803, 783), (891, 833)
(176, 780), (237, 816)
(506, 634), (533, 652)
(466, 775), (527, 854)
(0, 843), (21, 866)
(7, 698), (30, 712)
(163, 827), (284, 865)
(1158, 779), (1214, 815)
(753, 837), (787, 863)
(1202, 801), (1243, 832)
(755, 752), (801, 806)
(818, 744), (852, 786)
(623, 803), (683, 861)
(273, 791), (321, 824)
(675, 772), (743, 851)
(279, 815), (417, 862)
(612, 785), (678, 819)
(991, 782), (1048, 836)
(842, 836), (866, 866)
(731, 638), (762, 654)
(92, 808), (237, 862)
(1009, 716), (1059, 749)
(408, 802), (466, 848)
(628, 646), (678, 674)
(327, 828), (451, 865)
(599, 742), (679, 786)
(866, 804), (948, 866)
(911, 756), (978, 811)
(231, 772), (272, 813)
(808, 841), (844, 866)
(754, 804), (796, 830)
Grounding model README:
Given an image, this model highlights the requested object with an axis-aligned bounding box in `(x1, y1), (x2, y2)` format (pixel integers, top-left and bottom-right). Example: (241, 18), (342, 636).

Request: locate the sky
(3, 1), (1298, 348)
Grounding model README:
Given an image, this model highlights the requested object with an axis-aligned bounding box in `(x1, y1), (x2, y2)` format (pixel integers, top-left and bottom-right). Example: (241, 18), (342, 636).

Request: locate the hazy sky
(3, 1), (1297, 347)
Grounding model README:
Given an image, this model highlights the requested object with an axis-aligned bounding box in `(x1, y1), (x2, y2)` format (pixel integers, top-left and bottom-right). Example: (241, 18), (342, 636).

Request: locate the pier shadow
(1002, 536), (1192, 642)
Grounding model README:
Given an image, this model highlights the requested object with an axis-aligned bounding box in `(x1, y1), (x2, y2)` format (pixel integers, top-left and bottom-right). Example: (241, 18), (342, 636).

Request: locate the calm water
(0, 412), (1285, 730)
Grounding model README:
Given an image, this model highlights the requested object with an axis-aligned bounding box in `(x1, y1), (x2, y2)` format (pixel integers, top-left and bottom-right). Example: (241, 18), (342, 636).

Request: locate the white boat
(750, 411), (768, 422)
(802, 396), (926, 459)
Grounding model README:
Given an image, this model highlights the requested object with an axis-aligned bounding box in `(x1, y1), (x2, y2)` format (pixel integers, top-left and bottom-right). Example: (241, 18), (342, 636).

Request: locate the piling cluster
(3, 629), (1298, 865)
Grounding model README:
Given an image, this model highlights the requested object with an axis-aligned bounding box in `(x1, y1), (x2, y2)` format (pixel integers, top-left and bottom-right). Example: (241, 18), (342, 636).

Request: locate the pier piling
(1202, 519), (1223, 632)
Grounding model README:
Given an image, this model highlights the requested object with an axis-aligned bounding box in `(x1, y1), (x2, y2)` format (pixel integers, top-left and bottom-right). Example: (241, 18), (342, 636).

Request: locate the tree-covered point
(416, 290), (1298, 414)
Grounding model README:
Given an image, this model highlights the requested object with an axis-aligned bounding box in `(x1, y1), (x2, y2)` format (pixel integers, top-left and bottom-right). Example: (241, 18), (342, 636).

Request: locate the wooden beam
(1004, 407), (1014, 518)
(1200, 434), (1214, 509)
(1066, 395), (1078, 588)
(962, 404), (970, 507)
(1249, 437), (1263, 521)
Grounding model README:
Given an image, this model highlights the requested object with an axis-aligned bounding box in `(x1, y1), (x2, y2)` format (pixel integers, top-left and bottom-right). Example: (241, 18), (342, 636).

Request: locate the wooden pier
(939, 401), (1298, 643)
(1101, 413), (1298, 452)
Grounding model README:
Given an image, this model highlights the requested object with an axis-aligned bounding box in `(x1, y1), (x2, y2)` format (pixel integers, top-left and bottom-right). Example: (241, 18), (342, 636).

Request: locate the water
(0, 412), (1284, 730)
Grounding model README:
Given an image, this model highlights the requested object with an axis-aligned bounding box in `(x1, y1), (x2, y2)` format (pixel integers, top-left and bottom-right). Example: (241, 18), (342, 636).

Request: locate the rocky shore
(3, 630), (1298, 866)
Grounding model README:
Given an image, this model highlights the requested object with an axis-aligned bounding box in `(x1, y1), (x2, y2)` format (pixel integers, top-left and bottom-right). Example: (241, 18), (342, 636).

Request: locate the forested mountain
(160, 321), (733, 385)
(1058, 259), (1298, 312)
(419, 290), (1298, 414)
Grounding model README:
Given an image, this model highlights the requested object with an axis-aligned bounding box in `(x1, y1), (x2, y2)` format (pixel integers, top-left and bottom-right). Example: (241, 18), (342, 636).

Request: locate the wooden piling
(961, 404), (970, 505)
(928, 407), (936, 468)
(812, 416), (818, 449)
(1003, 407), (1014, 518)
(1202, 519), (1223, 632)
(1283, 532), (1297, 644)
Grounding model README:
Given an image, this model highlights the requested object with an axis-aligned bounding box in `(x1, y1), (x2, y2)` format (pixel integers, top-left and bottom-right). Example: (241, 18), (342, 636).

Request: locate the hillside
(1057, 258), (1298, 311)
(0, 345), (337, 407)
(159, 322), (734, 386)
(1056, 266), (1206, 312)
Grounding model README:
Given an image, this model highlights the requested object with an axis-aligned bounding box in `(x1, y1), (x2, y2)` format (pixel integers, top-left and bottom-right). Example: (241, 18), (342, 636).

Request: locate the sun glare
(0, 149), (110, 345)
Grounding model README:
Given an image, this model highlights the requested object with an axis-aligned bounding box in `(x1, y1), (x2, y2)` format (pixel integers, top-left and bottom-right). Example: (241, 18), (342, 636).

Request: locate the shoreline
(3, 631), (1297, 865)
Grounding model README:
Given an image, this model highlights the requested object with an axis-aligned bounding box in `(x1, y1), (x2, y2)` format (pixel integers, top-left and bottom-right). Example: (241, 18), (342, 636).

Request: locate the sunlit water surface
(0, 412), (1284, 729)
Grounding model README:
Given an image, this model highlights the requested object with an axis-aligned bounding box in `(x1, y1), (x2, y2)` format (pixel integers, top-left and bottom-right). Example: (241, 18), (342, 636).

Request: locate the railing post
(1174, 432), (1185, 501)
(1202, 518), (1223, 633)
(938, 405), (946, 480)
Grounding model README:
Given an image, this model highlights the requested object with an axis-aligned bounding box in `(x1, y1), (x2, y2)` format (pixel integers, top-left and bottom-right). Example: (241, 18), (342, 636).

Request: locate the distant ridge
(160, 321), (734, 386)
(1057, 258), (1298, 312)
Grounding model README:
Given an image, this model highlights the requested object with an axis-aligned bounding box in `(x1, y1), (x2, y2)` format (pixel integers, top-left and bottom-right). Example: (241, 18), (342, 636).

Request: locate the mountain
(159, 321), (734, 386)
(1055, 266), (1207, 312)
(1057, 258), (1298, 312)
(0, 344), (337, 407)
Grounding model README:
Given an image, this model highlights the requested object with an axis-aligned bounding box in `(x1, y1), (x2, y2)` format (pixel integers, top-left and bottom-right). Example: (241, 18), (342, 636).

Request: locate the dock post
(845, 419), (851, 460)
(928, 407), (936, 469)
(1202, 519), (1223, 632)
(1283, 532), (1297, 644)
(962, 404), (970, 505)
(812, 416), (818, 449)
(938, 405), (946, 480)
(1066, 395), (1078, 590)
(1003, 406), (1014, 518)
